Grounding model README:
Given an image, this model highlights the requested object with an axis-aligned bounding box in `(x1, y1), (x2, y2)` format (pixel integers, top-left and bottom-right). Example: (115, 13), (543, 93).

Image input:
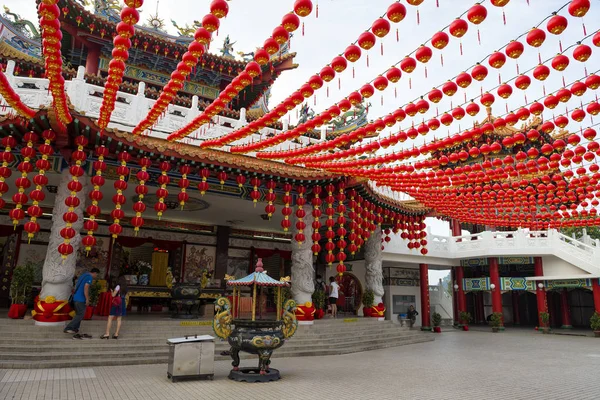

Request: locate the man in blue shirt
(64, 268), (99, 338)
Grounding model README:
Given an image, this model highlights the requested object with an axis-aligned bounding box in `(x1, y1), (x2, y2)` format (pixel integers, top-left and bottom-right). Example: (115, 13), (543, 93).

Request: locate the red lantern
(282, 12), (301, 32)
(400, 57), (417, 73)
(344, 45), (361, 62)
(386, 2), (407, 23)
(331, 56), (348, 73)
(551, 54), (569, 71)
(415, 46), (432, 63)
(533, 64), (550, 81)
(456, 72), (472, 88)
(386, 67), (402, 83)
(526, 28), (546, 47)
(568, 0), (590, 17)
(488, 52), (506, 69)
(442, 81), (458, 96)
(467, 4), (487, 24)
(505, 41), (524, 59)
(547, 15), (568, 35)
(573, 44), (592, 62)
(360, 84), (375, 99)
(471, 64), (488, 81)
(358, 31), (377, 50)
(371, 18), (390, 38)
(294, 0), (313, 17)
(431, 31), (449, 49)
(449, 19), (468, 38)
(515, 74), (531, 90)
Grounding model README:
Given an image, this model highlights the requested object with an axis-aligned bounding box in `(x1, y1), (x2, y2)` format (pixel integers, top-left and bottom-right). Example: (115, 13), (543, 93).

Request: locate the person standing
(407, 305), (419, 328)
(329, 276), (340, 318)
(64, 268), (99, 339)
(101, 275), (128, 339)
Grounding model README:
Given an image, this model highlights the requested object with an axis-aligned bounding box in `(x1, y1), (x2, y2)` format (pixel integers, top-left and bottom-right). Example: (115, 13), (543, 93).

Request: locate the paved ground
(1, 330), (599, 400)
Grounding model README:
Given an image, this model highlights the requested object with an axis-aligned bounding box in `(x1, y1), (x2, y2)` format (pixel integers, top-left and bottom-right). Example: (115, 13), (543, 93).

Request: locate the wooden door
(150, 252), (169, 286)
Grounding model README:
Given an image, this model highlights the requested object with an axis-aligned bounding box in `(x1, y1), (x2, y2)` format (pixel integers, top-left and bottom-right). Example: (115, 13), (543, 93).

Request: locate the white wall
(384, 285), (422, 326)
(541, 256), (586, 276)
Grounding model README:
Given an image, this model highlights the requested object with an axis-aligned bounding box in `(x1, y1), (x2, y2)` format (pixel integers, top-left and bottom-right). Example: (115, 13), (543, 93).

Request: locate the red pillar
(593, 279), (600, 314)
(488, 257), (503, 327)
(85, 44), (101, 75)
(451, 219), (462, 236)
(560, 289), (572, 328)
(456, 266), (467, 318)
(511, 291), (521, 325)
(451, 267), (458, 324)
(534, 257), (548, 327)
(419, 263), (431, 330)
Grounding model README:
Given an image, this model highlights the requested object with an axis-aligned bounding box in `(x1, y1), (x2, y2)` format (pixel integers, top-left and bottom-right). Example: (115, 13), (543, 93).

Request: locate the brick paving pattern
(1, 330), (599, 400)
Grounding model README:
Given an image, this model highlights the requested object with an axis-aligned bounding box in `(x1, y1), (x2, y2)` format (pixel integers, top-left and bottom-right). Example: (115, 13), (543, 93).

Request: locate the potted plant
(432, 312), (442, 333)
(459, 311), (472, 331)
(84, 281), (102, 320)
(490, 312), (503, 332)
(590, 312), (600, 337)
(8, 263), (35, 319)
(361, 289), (375, 317)
(539, 312), (550, 334)
(311, 290), (326, 319)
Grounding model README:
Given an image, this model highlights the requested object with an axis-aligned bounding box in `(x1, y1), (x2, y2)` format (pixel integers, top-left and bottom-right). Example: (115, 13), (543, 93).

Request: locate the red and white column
(419, 263), (431, 331)
(534, 256), (548, 327)
(488, 257), (503, 328)
(560, 289), (572, 329)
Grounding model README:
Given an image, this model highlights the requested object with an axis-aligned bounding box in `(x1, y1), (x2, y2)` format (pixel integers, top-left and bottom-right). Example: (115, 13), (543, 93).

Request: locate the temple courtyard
(0, 330), (598, 400)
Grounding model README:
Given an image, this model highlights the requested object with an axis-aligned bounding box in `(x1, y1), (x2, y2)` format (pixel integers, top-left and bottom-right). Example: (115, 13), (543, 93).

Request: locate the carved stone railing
(384, 227), (600, 276)
(0, 61), (321, 153)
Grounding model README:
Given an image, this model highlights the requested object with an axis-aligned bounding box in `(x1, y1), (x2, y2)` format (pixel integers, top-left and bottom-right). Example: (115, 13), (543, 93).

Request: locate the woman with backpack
(101, 275), (128, 339)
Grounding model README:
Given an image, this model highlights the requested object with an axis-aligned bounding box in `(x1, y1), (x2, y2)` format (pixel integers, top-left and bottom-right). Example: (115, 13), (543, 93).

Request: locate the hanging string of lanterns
(0, 136), (16, 210)
(166, 0), (305, 142)
(256, 3), (586, 161)
(97, 0), (143, 129)
(295, 185), (307, 245)
(178, 165), (191, 209)
(10, 132), (36, 228)
(154, 161), (171, 219)
(39, 0), (72, 125)
(57, 136), (87, 258)
(83, 146), (108, 254)
(109, 152), (131, 241)
(132, 0), (228, 135)
(281, 182), (293, 232)
(23, 130), (53, 242)
(311, 186), (322, 255)
(131, 157), (152, 235)
(198, 0), (413, 149)
(0, 71), (37, 118)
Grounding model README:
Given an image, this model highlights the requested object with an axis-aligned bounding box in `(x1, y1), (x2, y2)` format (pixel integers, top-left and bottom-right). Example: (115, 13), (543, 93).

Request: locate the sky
(6, 0), (598, 283)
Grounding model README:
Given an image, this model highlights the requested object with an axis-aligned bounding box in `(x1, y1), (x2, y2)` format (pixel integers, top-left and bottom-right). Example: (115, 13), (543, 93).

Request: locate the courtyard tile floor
(1, 330), (599, 400)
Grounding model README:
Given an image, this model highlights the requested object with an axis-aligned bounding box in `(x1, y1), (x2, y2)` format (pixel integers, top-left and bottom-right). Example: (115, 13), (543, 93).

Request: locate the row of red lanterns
(39, 0), (72, 125)
(97, 0), (143, 129)
(167, 0), (308, 141)
(254, 2), (593, 160)
(202, 1), (415, 150)
(136, 0), (229, 135)
(258, 34), (598, 163)
(289, 69), (600, 169)
(0, 71), (36, 119)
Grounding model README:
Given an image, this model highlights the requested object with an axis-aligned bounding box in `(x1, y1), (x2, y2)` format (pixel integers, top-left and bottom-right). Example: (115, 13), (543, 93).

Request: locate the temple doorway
(336, 272), (363, 316)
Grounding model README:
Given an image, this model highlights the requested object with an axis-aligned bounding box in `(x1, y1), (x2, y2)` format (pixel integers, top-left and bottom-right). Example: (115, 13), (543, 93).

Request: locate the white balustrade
(0, 59), (322, 153)
(384, 227), (600, 276)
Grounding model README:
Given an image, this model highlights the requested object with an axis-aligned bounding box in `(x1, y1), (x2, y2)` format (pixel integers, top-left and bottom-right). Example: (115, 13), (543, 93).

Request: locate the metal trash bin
(167, 335), (215, 382)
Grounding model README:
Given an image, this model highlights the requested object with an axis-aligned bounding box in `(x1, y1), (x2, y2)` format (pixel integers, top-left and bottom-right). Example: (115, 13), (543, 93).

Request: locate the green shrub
(459, 311), (472, 325)
(431, 312), (442, 327)
(490, 312), (503, 328)
(311, 290), (326, 310)
(9, 263), (35, 304)
(590, 312), (600, 331)
(362, 289), (374, 308)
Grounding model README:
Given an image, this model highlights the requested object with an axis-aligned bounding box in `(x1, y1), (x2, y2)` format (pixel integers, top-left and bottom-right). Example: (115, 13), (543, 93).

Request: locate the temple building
(0, 0), (599, 345)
